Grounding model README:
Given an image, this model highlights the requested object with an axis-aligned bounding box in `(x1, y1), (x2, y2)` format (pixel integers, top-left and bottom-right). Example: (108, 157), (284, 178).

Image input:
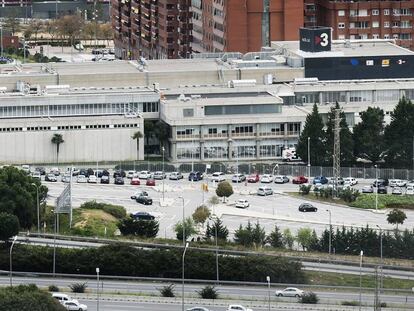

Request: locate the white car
(52, 293), (78, 304)
(257, 186), (273, 196)
(361, 185), (374, 193)
(153, 171), (166, 180)
(392, 187), (403, 195)
(21, 164), (31, 174)
(407, 185), (414, 195)
(343, 177), (358, 186)
(260, 174), (274, 183)
(77, 175), (87, 183)
(211, 172), (226, 182)
(138, 170), (151, 179)
(274, 175), (289, 184)
(235, 199), (249, 208)
(87, 175), (97, 183)
(126, 170), (136, 179)
(227, 305), (253, 311)
(275, 287), (304, 297)
(31, 171), (41, 180)
(62, 300), (88, 311)
(169, 171), (183, 180)
(396, 179), (407, 187)
(389, 179), (398, 187)
(62, 174), (71, 183)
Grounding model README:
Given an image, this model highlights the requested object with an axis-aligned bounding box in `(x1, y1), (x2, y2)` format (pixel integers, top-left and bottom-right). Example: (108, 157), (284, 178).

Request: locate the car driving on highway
(62, 300), (88, 311)
(275, 287), (304, 297)
(227, 305), (253, 311)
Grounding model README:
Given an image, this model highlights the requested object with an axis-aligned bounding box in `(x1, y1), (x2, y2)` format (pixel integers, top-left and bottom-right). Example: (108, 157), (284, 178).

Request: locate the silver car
(275, 287), (304, 297)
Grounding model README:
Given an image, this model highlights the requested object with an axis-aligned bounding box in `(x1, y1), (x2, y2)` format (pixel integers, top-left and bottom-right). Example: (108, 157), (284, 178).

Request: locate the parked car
(114, 177), (125, 185)
(126, 170), (136, 179)
(87, 175), (97, 183)
(146, 178), (156, 186)
(232, 174), (246, 183)
(50, 167), (61, 176)
(292, 176), (308, 184)
(45, 173), (57, 182)
(247, 174), (260, 183)
(257, 186), (273, 196)
(260, 174), (274, 183)
(76, 175), (87, 183)
(392, 187), (403, 195)
(343, 177), (358, 186)
(187, 307), (210, 311)
(138, 170), (152, 179)
(68, 167), (80, 176)
(377, 185), (388, 194)
(169, 172), (184, 180)
(298, 203), (317, 212)
(313, 176), (328, 184)
(153, 171), (166, 180)
(373, 179), (388, 187)
(79, 169), (89, 177)
(62, 174), (71, 183)
(131, 191), (149, 200)
(275, 287), (304, 297)
(21, 165), (31, 174)
(329, 177), (344, 185)
(100, 175), (110, 184)
(52, 293), (78, 304)
(62, 300), (88, 311)
(113, 169), (126, 178)
(136, 195), (153, 205)
(100, 169), (110, 177)
(131, 211), (155, 220)
(35, 167), (46, 175)
(235, 199), (249, 208)
(189, 171), (203, 181)
(396, 179), (407, 187)
(362, 185), (374, 193)
(407, 185), (414, 195)
(389, 179), (399, 187)
(130, 177), (141, 185)
(211, 172), (226, 182)
(227, 305), (253, 311)
(31, 171), (41, 180)
(274, 175), (289, 184)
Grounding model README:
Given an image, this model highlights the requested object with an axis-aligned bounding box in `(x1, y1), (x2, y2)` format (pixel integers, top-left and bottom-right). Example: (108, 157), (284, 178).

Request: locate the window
(393, 34), (399, 39)
(384, 9), (390, 16)
(384, 21), (390, 28)
(384, 34), (390, 39)
(204, 104), (280, 115)
(349, 10), (357, 17)
(338, 35), (345, 40)
(372, 34), (380, 39)
(392, 21), (399, 28)
(372, 9), (379, 16)
(338, 10), (345, 17)
(338, 23), (345, 29)
(372, 21), (379, 28)
(401, 20), (411, 28)
(183, 108), (194, 117)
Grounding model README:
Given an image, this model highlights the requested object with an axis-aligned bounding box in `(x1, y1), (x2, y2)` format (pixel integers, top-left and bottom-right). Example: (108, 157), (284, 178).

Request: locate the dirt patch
(74, 209), (116, 229)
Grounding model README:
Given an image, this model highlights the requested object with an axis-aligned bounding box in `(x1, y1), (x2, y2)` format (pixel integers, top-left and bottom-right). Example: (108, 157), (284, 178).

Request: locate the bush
(192, 205), (210, 225)
(300, 292), (319, 304)
(338, 188), (360, 202)
(215, 181), (233, 202)
(341, 301), (360, 306)
(158, 284), (175, 297)
(197, 285), (218, 299)
(69, 282), (88, 293)
(48, 285), (59, 292)
(118, 218), (159, 238)
(80, 201), (126, 219)
(299, 184), (311, 195)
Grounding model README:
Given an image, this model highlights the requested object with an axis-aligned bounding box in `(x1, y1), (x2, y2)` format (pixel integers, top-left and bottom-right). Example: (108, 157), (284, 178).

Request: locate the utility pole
(333, 108), (341, 198)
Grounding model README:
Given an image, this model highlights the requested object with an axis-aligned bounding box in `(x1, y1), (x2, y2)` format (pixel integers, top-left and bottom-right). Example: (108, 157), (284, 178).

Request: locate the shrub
(48, 285), (59, 292)
(192, 205), (210, 225)
(197, 285), (218, 299)
(159, 284), (175, 297)
(338, 188), (360, 202)
(69, 282), (88, 293)
(299, 184), (311, 195)
(215, 181), (233, 202)
(118, 218), (159, 238)
(341, 301), (360, 306)
(80, 201), (126, 219)
(300, 292), (319, 304)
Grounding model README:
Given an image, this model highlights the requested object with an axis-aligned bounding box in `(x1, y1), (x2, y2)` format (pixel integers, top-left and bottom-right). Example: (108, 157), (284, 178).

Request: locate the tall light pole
(211, 214), (220, 283)
(307, 137), (311, 179)
(359, 250), (364, 311)
(178, 196), (185, 245)
(375, 164), (378, 211)
(31, 183), (40, 233)
(326, 209), (332, 255)
(266, 276), (271, 311)
(182, 241), (189, 311)
(53, 209), (57, 277)
(376, 225), (383, 310)
(272, 164), (279, 177)
(96, 267), (100, 311)
(162, 146), (165, 201)
(9, 236), (18, 287)
(1, 24), (3, 58)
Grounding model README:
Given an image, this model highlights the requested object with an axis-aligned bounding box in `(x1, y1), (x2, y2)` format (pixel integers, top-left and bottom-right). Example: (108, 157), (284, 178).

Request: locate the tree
(353, 107), (385, 164)
(153, 120), (169, 153)
(192, 205), (210, 225)
(100, 23), (114, 46)
(0, 213), (19, 245)
(51, 133), (64, 164)
(325, 102), (355, 166)
(296, 227), (315, 251)
(3, 12), (21, 36)
(174, 217), (197, 241)
(282, 228), (295, 249)
(29, 20), (43, 44)
(56, 14), (84, 47)
(205, 218), (229, 241)
(132, 131), (143, 161)
(118, 218), (159, 238)
(234, 221), (266, 247)
(208, 195), (220, 206)
(384, 97), (414, 168)
(215, 181), (233, 202)
(267, 225), (284, 248)
(296, 104), (326, 166)
(387, 209), (407, 229)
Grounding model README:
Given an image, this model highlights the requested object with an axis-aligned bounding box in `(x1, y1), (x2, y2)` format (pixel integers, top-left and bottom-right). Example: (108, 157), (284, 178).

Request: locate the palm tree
(51, 133), (64, 165)
(132, 131), (143, 160)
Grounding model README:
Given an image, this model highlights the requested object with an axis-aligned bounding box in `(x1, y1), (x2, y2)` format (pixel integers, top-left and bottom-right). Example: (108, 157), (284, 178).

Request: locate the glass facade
(205, 104), (281, 115)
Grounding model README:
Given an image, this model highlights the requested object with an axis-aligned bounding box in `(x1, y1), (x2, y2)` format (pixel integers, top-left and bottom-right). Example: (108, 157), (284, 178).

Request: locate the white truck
(282, 147), (300, 162)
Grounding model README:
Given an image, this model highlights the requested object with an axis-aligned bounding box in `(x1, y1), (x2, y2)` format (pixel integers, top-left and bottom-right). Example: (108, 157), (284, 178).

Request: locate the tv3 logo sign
(314, 33), (329, 47)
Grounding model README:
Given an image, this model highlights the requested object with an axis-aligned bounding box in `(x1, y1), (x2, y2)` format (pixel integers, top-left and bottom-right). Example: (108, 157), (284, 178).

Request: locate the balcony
(176, 134), (200, 140)
(203, 133), (228, 139)
(258, 132), (284, 138)
(230, 132), (255, 138)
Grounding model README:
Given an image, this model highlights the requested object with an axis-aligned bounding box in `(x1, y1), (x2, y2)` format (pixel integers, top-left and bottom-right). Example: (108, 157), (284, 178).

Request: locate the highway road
(1, 275), (413, 307)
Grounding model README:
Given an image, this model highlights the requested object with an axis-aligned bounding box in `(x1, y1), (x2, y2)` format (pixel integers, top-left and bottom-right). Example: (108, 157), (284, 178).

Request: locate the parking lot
(39, 169), (414, 240)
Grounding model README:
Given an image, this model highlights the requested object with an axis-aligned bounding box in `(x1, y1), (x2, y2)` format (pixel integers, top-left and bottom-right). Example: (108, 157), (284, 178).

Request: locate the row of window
(204, 104), (281, 116)
(339, 8), (411, 17)
(176, 145), (285, 159)
(339, 20), (412, 29)
(0, 123), (139, 133)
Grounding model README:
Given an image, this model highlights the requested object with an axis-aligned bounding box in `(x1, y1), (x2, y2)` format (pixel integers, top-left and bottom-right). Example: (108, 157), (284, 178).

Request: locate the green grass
(350, 194), (414, 210)
(306, 270), (414, 289)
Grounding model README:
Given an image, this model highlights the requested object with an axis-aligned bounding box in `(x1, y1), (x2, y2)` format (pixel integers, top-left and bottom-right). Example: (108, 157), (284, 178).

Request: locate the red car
(292, 176), (308, 184)
(130, 177), (140, 185)
(247, 174), (260, 183)
(146, 178), (156, 186)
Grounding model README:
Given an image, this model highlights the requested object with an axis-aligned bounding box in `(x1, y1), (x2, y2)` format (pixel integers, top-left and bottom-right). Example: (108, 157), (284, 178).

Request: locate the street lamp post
(359, 250), (364, 311)
(326, 209), (332, 256)
(266, 276), (271, 311)
(1, 24), (3, 58)
(96, 267), (100, 311)
(53, 210), (57, 277)
(31, 183), (40, 233)
(307, 137), (311, 179)
(9, 236), (18, 287)
(178, 196), (185, 246)
(272, 164), (279, 177)
(376, 225), (383, 310)
(182, 241), (190, 311)
(375, 165), (378, 211)
(162, 146), (165, 201)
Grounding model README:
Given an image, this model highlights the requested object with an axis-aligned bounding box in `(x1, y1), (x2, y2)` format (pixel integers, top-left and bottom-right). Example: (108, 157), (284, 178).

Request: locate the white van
(257, 186), (273, 196)
(52, 293), (78, 304)
(211, 172), (226, 182)
(343, 177), (358, 186)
